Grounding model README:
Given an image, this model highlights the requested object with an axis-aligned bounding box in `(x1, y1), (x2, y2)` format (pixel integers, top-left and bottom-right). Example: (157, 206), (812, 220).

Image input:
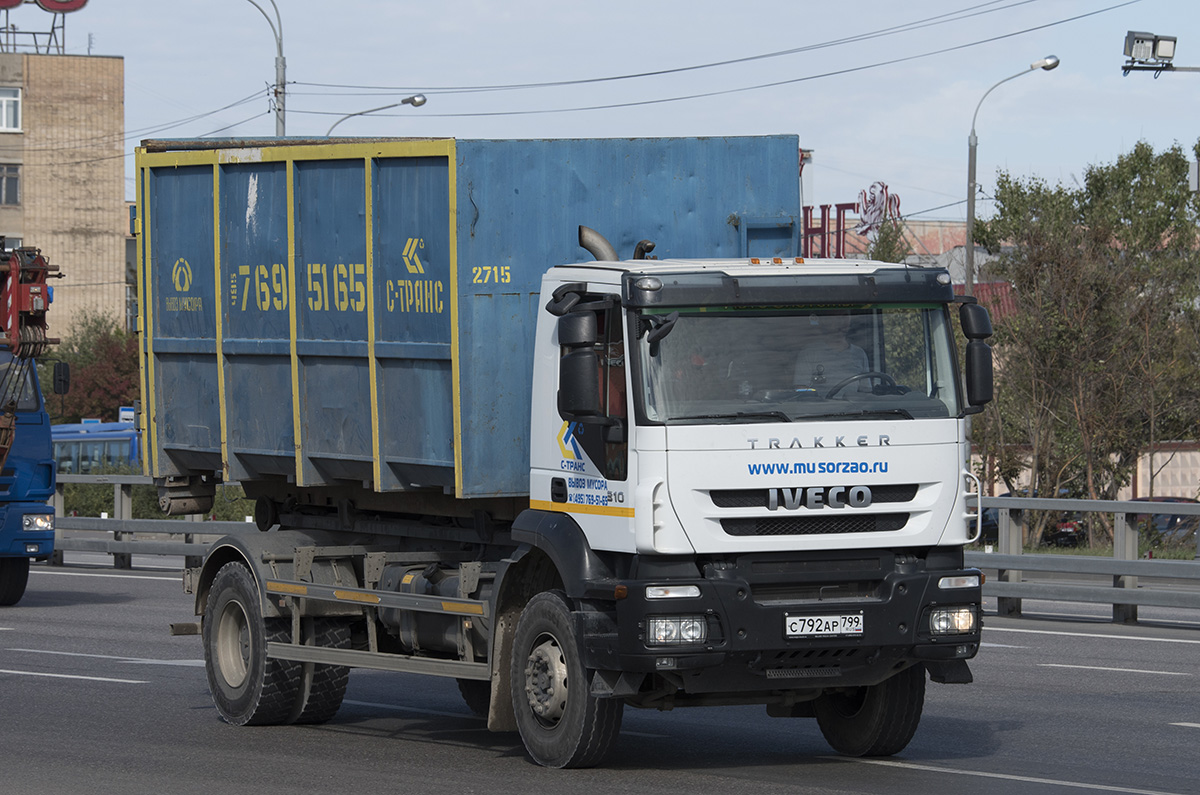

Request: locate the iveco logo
(768, 486), (872, 511)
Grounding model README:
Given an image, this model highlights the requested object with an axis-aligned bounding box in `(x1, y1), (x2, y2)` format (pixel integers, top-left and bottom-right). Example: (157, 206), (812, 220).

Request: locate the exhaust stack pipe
(578, 226), (619, 262)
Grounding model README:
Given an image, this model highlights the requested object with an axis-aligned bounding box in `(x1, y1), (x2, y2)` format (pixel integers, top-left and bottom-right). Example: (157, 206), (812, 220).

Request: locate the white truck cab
(518, 252), (991, 759)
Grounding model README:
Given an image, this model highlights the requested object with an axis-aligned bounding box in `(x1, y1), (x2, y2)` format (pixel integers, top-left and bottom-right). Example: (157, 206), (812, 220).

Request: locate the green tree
(41, 310), (138, 423)
(974, 141), (1200, 541)
(867, 214), (911, 264)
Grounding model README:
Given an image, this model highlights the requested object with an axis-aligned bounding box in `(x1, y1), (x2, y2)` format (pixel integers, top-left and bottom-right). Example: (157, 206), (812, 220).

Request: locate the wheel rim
(215, 598), (252, 689)
(523, 632), (569, 728)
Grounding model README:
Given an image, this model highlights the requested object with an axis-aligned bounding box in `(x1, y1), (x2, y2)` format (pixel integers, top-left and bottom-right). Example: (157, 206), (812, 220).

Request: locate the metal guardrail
(51, 473), (249, 569)
(47, 478), (1200, 624)
(970, 495), (1200, 623)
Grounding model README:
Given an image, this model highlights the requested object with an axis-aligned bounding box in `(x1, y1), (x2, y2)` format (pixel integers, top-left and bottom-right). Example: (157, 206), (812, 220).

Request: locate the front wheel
(510, 591), (623, 768)
(203, 562), (302, 726)
(814, 664), (926, 756)
(0, 556), (30, 606)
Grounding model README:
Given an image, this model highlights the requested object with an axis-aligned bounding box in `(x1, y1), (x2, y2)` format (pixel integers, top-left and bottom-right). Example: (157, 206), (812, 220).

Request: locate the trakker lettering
(748, 434), (891, 449)
(768, 486), (873, 510)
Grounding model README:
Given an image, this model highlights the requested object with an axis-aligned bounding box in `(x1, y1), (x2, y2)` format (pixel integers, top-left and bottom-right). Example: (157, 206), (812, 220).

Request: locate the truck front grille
(710, 484), (918, 509)
(721, 513), (909, 536)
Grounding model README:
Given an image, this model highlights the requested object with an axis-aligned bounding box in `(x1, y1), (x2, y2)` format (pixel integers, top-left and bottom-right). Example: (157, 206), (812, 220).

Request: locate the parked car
(1132, 496), (1200, 550)
(1042, 511), (1086, 548)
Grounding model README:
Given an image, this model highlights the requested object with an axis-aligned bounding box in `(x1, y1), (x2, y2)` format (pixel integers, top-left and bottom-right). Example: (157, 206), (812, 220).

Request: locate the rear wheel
(814, 664), (926, 756)
(511, 591), (622, 768)
(290, 618), (351, 724)
(203, 562), (302, 725)
(0, 556), (29, 606)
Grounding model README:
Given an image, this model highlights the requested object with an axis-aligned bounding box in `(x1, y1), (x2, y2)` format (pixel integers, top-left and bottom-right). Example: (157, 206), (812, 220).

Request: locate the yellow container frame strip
(265, 578), (487, 617)
(134, 140), (462, 493)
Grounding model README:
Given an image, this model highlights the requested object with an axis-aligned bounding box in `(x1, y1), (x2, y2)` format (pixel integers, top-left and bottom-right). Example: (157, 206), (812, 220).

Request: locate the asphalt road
(3, 560), (1200, 795)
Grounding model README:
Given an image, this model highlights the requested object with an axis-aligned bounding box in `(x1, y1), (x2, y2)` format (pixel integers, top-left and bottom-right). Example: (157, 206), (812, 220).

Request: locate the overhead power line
(292, 0), (1045, 97)
(287, 1), (1138, 121)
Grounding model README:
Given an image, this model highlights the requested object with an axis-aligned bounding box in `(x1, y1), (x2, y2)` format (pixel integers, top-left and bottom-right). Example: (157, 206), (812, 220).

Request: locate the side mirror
(52, 361), (70, 395)
(965, 340), (993, 409)
(557, 311), (601, 419)
(959, 302), (993, 340)
(557, 311), (597, 347)
(959, 302), (993, 413)
(558, 350), (602, 418)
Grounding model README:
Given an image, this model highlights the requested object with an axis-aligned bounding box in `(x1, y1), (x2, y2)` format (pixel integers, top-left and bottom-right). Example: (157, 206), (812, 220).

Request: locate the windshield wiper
(798, 408), (914, 421)
(670, 411), (792, 424)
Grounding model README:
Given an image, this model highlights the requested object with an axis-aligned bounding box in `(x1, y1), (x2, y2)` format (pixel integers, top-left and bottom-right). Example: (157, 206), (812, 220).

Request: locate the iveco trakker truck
(135, 136), (990, 768)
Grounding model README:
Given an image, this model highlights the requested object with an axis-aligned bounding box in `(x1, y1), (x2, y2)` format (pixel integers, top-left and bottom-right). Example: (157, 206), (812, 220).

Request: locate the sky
(34, 0), (1200, 219)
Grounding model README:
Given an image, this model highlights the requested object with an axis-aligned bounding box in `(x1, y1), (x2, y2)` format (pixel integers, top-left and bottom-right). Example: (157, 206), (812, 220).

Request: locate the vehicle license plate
(785, 613), (864, 637)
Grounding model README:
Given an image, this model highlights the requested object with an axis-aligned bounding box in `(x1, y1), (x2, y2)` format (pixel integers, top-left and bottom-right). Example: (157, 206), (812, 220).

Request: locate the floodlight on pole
(325, 95), (428, 137)
(964, 55), (1059, 296)
(244, 0), (286, 136)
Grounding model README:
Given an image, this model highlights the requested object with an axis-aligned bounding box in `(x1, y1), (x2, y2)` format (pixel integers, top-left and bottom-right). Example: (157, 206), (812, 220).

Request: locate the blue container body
(136, 136), (802, 498)
(0, 364), (56, 558)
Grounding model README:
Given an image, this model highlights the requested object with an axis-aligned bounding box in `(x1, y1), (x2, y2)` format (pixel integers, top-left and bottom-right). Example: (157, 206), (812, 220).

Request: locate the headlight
(929, 606), (977, 635)
(22, 514), (53, 532)
(647, 616), (707, 646)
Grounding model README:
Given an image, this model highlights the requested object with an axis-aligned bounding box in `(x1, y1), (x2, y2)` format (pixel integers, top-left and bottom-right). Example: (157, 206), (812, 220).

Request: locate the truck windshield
(633, 305), (961, 424)
(0, 351), (40, 412)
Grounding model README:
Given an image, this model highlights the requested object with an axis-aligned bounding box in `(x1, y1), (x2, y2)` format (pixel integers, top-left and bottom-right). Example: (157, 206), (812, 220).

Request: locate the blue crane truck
(136, 135), (991, 767)
(0, 243), (63, 606)
(0, 353), (56, 605)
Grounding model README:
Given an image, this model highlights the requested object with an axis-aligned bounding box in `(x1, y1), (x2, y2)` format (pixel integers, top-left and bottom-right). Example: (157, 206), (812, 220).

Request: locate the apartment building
(0, 51), (126, 337)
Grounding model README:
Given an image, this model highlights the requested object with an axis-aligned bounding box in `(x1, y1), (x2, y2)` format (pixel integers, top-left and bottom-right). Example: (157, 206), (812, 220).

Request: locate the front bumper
(592, 549), (980, 692)
(0, 505), (55, 558)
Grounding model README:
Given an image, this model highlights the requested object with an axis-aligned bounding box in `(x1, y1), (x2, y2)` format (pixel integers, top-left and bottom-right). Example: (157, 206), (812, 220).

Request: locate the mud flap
(925, 659), (973, 684)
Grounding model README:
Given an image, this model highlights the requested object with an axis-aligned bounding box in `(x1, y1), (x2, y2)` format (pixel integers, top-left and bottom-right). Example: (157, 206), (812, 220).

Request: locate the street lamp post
(245, 0), (286, 136)
(325, 95), (427, 137)
(965, 55), (1059, 296)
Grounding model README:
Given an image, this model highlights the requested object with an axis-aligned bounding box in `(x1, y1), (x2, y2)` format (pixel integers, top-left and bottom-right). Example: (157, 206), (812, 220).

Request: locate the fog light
(930, 606), (976, 635)
(647, 616), (707, 646)
(22, 514), (53, 532)
(25, 543), (39, 554)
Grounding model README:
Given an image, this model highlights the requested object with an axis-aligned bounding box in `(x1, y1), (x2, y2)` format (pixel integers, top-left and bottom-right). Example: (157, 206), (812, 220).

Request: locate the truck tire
(814, 664), (926, 757)
(456, 678), (491, 717)
(510, 590), (623, 768)
(203, 561), (302, 726)
(0, 556), (29, 606)
(291, 618), (351, 725)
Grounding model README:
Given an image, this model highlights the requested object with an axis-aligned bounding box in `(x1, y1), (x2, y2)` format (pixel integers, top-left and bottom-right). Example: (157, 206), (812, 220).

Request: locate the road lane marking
(980, 642), (1028, 648)
(1170, 723), (1200, 729)
(1038, 663), (1190, 676)
(7, 648), (203, 667)
(833, 757), (1187, 795)
(988, 626), (1200, 646)
(0, 668), (148, 684)
(30, 569), (179, 582)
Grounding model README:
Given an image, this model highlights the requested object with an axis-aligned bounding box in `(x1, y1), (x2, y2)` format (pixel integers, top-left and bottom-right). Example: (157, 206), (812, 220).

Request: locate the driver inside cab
(794, 313), (869, 392)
